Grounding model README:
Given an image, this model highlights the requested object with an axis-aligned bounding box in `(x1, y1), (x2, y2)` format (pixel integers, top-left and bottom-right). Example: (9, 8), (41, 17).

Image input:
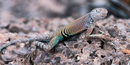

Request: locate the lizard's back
(53, 14), (90, 37)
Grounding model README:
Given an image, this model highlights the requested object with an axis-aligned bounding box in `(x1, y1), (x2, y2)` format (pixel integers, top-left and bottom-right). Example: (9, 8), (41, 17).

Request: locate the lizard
(0, 8), (108, 52)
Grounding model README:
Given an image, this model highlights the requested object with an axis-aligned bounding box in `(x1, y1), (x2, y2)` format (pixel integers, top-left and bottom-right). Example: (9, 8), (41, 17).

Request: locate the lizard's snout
(102, 14), (107, 17)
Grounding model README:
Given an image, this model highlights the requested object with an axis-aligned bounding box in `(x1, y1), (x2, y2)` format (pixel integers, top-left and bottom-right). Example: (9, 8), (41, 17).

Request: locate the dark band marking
(90, 14), (94, 22)
(61, 29), (68, 39)
(63, 28), (69, 37)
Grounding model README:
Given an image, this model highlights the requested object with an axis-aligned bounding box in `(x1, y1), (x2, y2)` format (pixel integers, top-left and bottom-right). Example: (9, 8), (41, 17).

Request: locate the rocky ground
(0, 15), (130, 65)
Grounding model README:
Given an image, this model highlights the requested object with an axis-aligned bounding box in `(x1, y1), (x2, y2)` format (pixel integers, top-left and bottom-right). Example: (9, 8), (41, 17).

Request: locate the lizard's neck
(90, 13), (98, 22)
(89, 14), (95, 23)
(84, 14), (95, 27)
(87, 13), (95, 24)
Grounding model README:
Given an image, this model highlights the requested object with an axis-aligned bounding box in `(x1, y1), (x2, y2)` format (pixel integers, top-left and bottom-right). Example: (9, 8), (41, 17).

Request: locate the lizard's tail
(0, 33), (53, 52)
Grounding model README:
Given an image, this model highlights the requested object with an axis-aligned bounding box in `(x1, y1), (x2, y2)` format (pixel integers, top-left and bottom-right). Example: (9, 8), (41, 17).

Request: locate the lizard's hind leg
(35, 41), (47, 50)
(35, 36), (61, 51)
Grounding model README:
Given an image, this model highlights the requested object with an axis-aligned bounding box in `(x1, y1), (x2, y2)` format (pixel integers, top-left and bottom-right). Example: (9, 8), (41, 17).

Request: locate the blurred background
(0, 0), (130, 21)
(0, 0), (130, 34)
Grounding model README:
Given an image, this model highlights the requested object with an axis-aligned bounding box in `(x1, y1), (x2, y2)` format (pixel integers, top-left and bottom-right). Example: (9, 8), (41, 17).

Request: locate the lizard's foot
(87, 34), (114, 40)
(35, 41), (50, 51)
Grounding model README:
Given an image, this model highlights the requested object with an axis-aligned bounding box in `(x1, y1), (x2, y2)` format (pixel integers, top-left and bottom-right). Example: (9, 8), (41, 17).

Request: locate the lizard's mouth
(102, 14), (107, 18)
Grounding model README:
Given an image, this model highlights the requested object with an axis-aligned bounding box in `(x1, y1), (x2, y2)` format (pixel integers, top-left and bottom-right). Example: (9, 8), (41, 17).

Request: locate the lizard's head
(90, 8), (108, 20)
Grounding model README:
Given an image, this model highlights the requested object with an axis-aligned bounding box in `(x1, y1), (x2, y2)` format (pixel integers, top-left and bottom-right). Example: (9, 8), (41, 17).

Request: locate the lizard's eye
(96, 10), (100, 13)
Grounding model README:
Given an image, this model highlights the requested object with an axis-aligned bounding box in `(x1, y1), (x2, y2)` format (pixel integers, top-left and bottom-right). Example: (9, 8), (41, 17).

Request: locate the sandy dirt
(0, 15), (130, 65)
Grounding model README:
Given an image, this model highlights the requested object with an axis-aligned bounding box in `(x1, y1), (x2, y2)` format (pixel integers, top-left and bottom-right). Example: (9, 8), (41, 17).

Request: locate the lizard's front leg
(87, 34), (113, 40)
(36, 36), (61, 51)
(85, 25), (112, 40)
(85, 26), (94, 37)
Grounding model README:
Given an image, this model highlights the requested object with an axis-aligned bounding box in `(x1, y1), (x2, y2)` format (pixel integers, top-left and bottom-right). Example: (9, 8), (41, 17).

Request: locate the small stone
(21, 25), (32, 33)
(55, 46), (64, 53)
(19, 43), (25, 48)
(54, 57), (61, 63)
(1, 55), (14, 62)
(35, 52), (51, 63)
(75, 55), (80, 62)
(20, 18), (28, 24)
(126, 44), (130, 49)
(127, 29), (130, 32)
(62, 48), (73, 58)
(0, 23), (9, 28)
(0, 60), (5, 65)
(9, 24), (21, 33)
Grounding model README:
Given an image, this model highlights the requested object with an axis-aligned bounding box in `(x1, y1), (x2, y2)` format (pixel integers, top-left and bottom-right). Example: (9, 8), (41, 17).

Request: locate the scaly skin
(0, 8), (108, 52)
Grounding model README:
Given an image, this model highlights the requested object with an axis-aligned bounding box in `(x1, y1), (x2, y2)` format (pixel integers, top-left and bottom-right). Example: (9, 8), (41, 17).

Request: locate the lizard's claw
(0, 47), (4, 53)
(0, 44), (7, 53)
